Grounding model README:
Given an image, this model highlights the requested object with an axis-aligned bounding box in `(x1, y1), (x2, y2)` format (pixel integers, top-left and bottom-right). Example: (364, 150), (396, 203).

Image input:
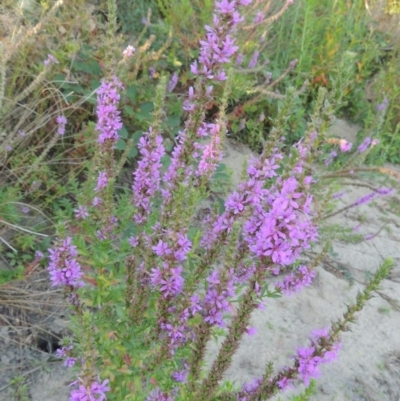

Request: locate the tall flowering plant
(45, 1), (393, 400)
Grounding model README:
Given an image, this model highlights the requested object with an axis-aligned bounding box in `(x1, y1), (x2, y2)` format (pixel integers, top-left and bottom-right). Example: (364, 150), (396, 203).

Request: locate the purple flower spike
(47, 237), (83, 288)
(276, 265), (315, 295)
(248, 51), (260, 69)
(95, 171), (108, 192)
(168, 72), (179, 92)
(131, 128), (165, 224)
(56, 115), (67, 136)
(96, 77), (123, 144)
(357, 137), (371, 153)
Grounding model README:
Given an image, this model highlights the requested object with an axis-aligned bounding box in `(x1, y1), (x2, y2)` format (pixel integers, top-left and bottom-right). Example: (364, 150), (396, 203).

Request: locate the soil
(1, 120), (400, 401)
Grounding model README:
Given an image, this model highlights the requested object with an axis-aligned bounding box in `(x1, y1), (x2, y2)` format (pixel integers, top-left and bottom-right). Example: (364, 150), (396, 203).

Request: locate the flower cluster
(56, 115), (67, 136)
(353, 187), (393, 207)
(295, 329), (341, 386)
(146, 388), (174, 401)
(239, 378), (263, 401)
(44, 54), (59, 67)
(150, 231), (191, 297)
(95, 77), (124, 144)
(203, 270), (235, 326)
(197, 123), (223, 178)
(56, 344), (76, 368)
(48, 237), (83, 288)
(162, 0), (252, 199)
(245, 176), (317, 267)
(131, 128), (165, 224)
(122, 45), (135, 58)
(70, 379), (110, 401)
(203, 149), (282, 249)
(339, 139), (352, 152)
(275, 265), (315, 295)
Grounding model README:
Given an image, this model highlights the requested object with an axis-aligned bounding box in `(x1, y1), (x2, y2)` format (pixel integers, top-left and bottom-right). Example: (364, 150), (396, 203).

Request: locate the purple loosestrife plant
(47, 1), (395, 401)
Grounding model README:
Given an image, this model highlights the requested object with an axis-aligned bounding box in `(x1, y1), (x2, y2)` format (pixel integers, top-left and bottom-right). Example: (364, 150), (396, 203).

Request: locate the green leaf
(115, 139), (126, 151)
(139, 102), (154, 113)
(216, 163), (227, 173)
(161, 155), (171, 170)
(126, 86), (137, 102)
(72, 60), (101, 76)
(216, 197), (225, 214)
(132, 130), (143, 144)
(128, 146), (138, 159)
(167, 115), (181, 127)
(119, 126), (129, 139)
(123, 105), (135, 116)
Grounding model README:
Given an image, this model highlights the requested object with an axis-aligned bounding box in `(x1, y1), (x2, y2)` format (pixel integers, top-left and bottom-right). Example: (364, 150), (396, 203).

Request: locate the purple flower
(168, 72), (179, 92)
(254, 11), (264, 23)
(48, 237), (83, 288)
(357, 137), (371, 153)
(275, 265), (315, 295)
(197, 124), (222, 178)
(352, 187), (392, 207)
(248, 51), (260, 69)
(332, 190), (346, 200)
(277, 376), (293, 391)
(132, 128), (165, 224)
(74, 205), (89, 220)
(92, 197), (101, 207)
(294, 330), (341, 386)
(22, 206), (29, 214)
(376, 97), (389, 112)
(339, 139), (352, 152)
(129, 236), (139, 247)
(95, 172), (108, 192)
(123, 45), (135, 58)
(172, 362), (189, 383)
(245, 326), (257, 336)
(96, 77), (123, 144)
(203, 270), (235, 327)
(295, 346), (322, 385)
(146, 388), (174, 401)
(324, 150), (337, 166)
(56, 115), (67, 136)
(236, 53), (244, 65)
(153, 240), (172, 257)
(311, 327), (329, 341)
(187, 294), (202, 316)
(5, 144), (12, 152)
(44, 54), (59, 67)
(35, 250), (44, 260)
(70, 379), (110, 401)
(215, 0), (236, 14)
(64, 357), (77, 368)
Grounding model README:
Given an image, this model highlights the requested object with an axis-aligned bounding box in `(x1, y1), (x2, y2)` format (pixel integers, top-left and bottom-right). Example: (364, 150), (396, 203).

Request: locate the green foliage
(8, 376), (30, 401)
(0, 266), (24, 285)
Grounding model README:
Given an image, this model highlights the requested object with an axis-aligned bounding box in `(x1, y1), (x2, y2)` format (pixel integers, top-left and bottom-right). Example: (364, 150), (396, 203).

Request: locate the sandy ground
(1, 120), (400, 401)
